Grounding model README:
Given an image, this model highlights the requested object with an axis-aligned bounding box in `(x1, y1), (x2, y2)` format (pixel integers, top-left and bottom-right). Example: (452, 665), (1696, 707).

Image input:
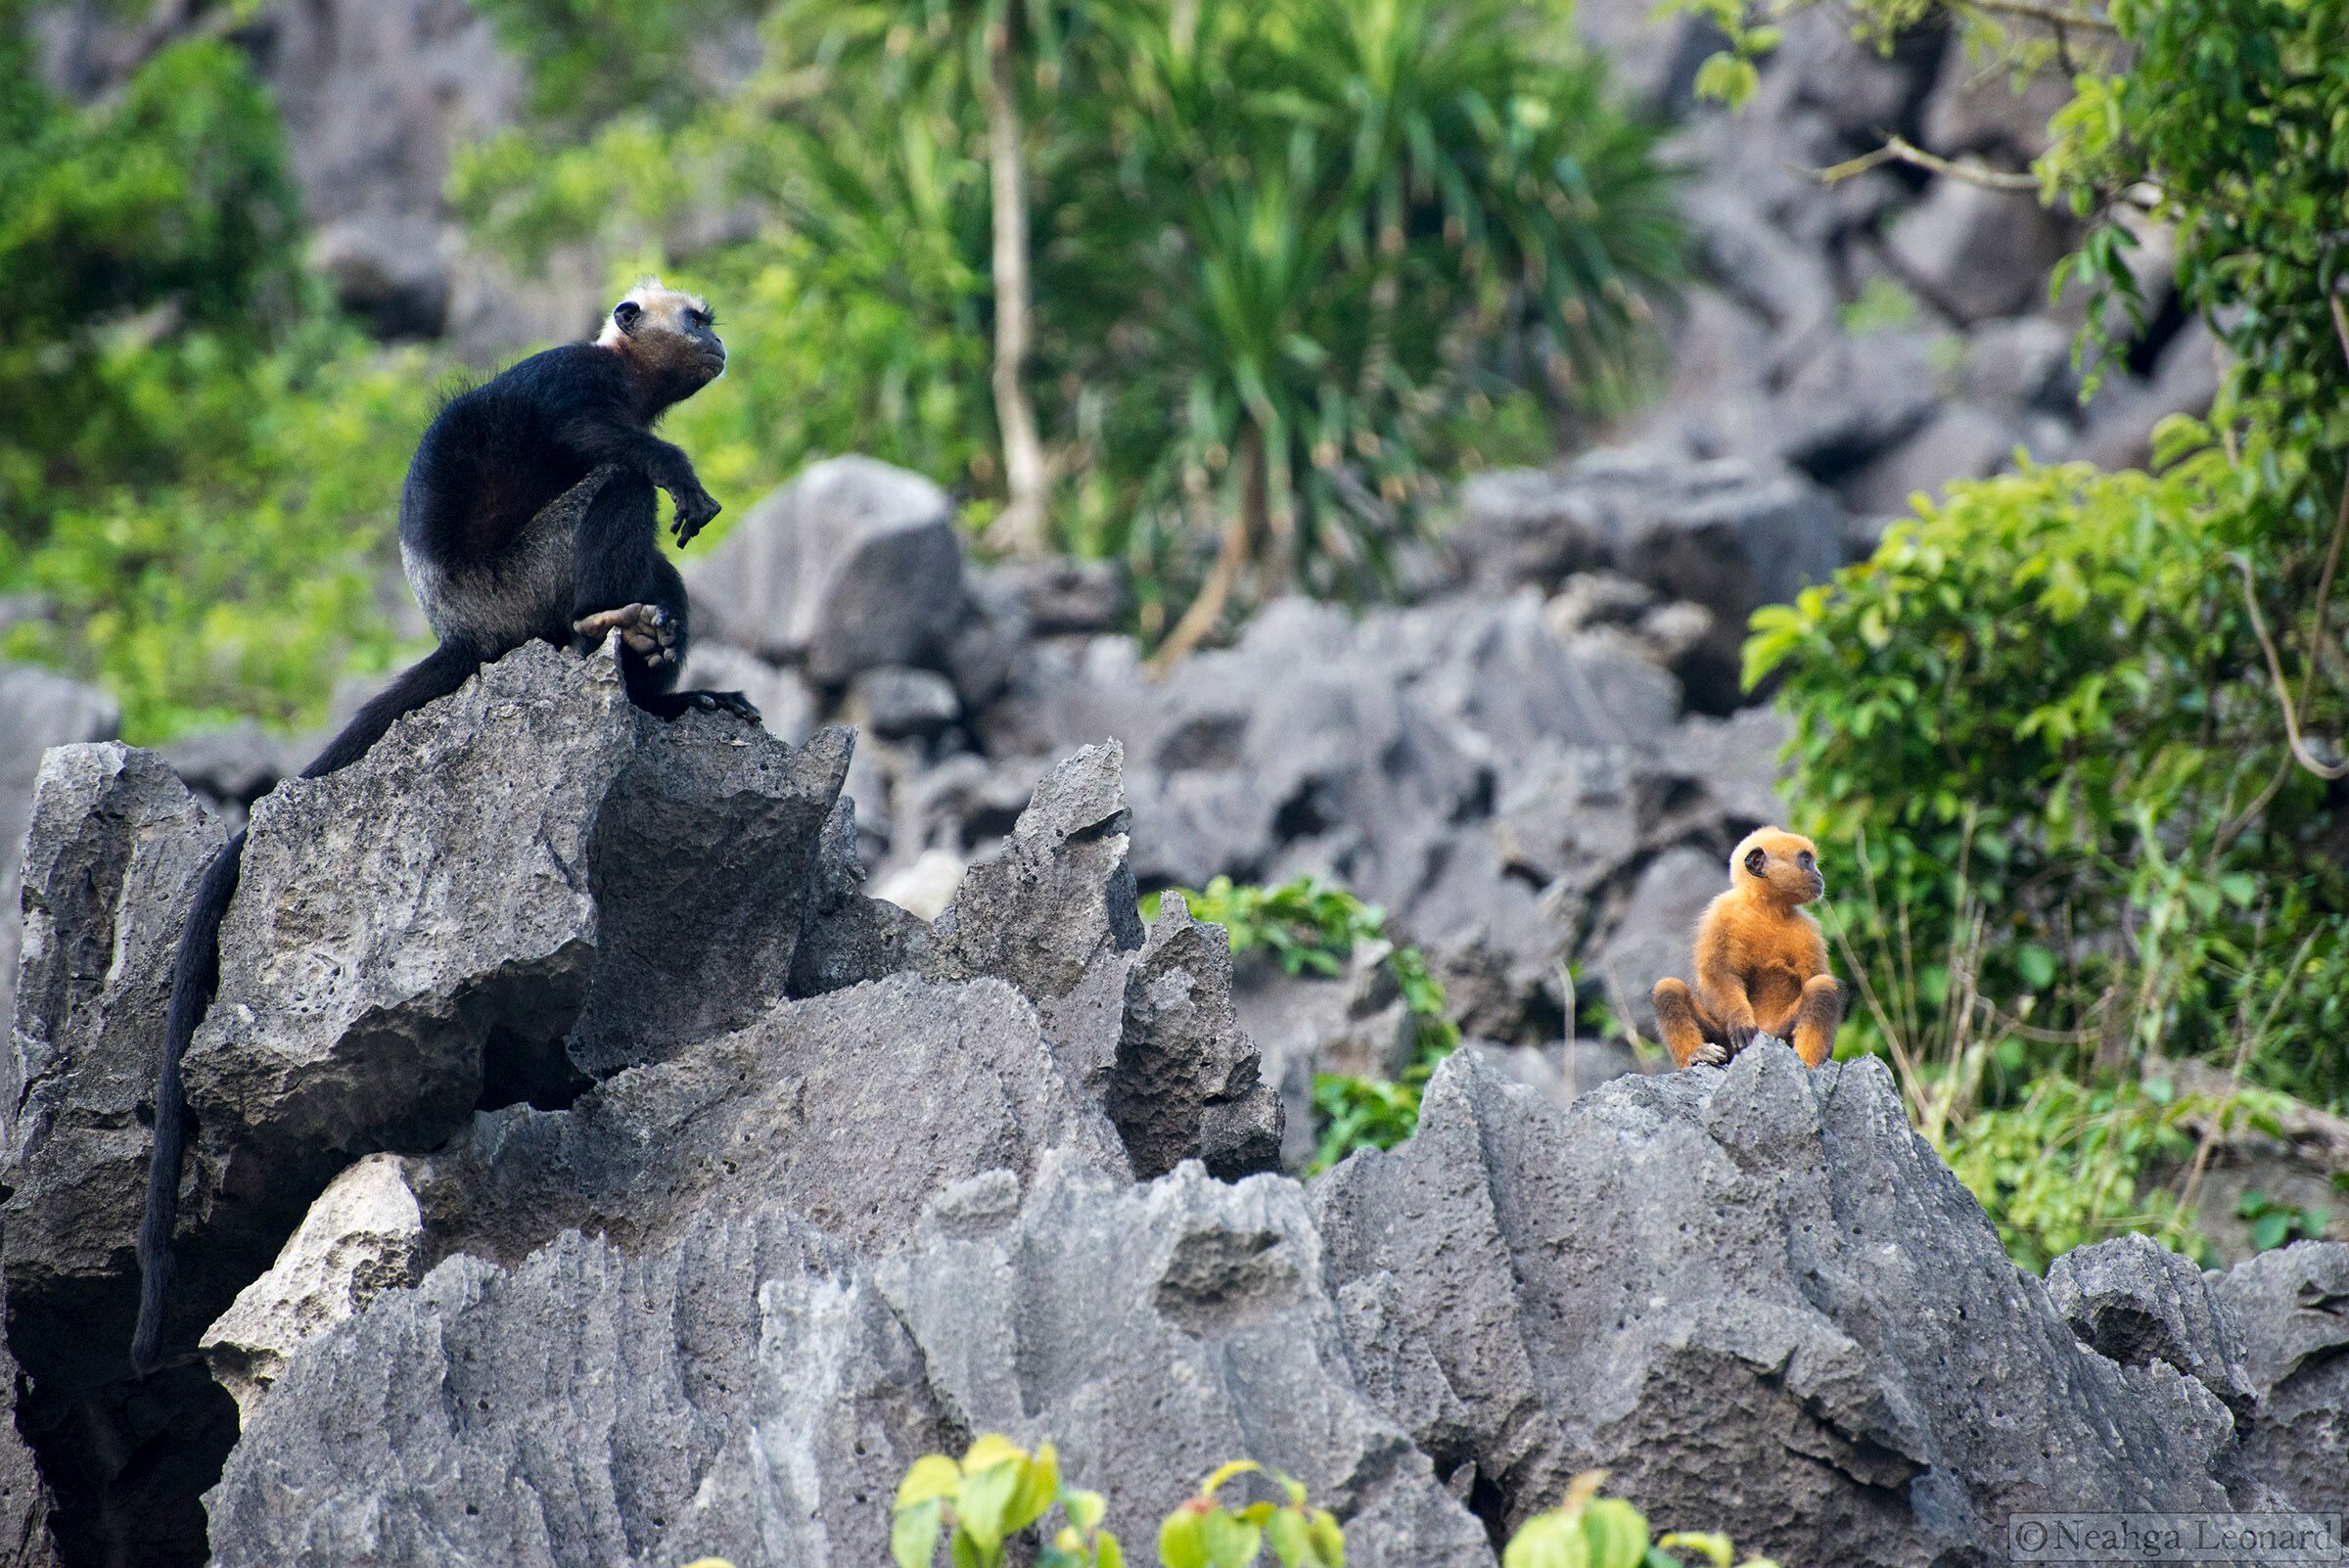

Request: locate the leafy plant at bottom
(893, 1434), (1122, 1568)
(1157, 1460), (1344, 1568)
(1504, 1470), (1780, 1568)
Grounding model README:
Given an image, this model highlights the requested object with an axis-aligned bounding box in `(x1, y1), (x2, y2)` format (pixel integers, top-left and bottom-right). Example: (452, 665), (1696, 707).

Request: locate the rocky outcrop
(1314, 1047), (2282, 1562)
(2210, 1242), (2349, 1510)
(4, 639), (2342, 1568)
(0, 667), (119, 1044)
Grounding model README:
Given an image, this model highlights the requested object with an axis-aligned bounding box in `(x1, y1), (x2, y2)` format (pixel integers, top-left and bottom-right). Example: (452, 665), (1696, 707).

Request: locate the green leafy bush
(1504, 1469), (1780, 1568)
(893, 1435), (1123, 1568)
(0, 20), (427, 739)
(887, 1439), (1772, 1568)
(2234, 1188), (2332, 1254)
(1157, 1461), (1345, 1568)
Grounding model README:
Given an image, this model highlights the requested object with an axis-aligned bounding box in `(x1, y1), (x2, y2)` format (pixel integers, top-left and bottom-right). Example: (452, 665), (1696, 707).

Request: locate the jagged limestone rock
(200, 1154), (425, 1423)
(1313, 1045), (2279, 1564)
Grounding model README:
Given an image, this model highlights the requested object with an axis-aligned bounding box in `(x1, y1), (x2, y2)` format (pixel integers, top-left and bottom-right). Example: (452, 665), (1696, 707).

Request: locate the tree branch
(1818, 135), (2041, 193)
(1957, 0), (2119, 32)
(2234, 553), (2349, 781)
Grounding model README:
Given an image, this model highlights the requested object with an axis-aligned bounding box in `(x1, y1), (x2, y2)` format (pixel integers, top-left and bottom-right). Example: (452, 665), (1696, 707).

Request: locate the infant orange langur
(1652, 827), (1843, 1069)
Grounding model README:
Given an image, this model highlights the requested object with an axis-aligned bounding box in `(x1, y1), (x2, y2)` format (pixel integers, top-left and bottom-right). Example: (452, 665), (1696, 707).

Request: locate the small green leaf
(1161, 1511), (1210, 1568)
(898, 1455), (963, 1509)
(894, 1498), (945, 1568)
(957, 1461), (1023, 1551)
(1581, 1499), (1650, 1568)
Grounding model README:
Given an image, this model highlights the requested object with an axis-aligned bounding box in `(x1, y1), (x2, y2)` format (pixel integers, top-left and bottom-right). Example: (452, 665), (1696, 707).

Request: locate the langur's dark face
(598, 282), (726, 392)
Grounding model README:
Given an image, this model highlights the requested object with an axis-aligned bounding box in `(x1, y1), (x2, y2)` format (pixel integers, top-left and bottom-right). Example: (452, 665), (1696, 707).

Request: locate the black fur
(131, 303), (748, 1374)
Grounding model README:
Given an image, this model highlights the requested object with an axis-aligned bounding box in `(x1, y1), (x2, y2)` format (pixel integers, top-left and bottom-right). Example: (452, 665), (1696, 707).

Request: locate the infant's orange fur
(1652, 827), (1842, 1069)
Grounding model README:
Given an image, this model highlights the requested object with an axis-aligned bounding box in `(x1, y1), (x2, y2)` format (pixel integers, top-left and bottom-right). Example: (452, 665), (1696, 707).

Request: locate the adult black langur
(131, 279), (755, 1373)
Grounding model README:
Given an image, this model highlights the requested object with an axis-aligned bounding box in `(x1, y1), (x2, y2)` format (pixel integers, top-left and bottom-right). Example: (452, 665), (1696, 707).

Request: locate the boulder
(159, 721), (295, 829)
(849, 666), (961, 741)
(404, 972), (1128, 1269)
(927, 741), (1145, 1032)
(0, 745), (234, 1568)
(1844, 402), (2019, 519)
(685, 456), (968, 681)
(2209, 1242), (2349, 1509)
(1587, 846), (1720, 1037)
(877, 1157), (1496, 1567)
(169, 645), (846, 1348)
(200, 1154), (425, 1423)
(3, 747), (219, 1390)
(0, 1292), (57, 1568)
(1451, 451), (1844, 702)
(206, 1217), (943, 1568)
(1313, 1046), (2275, 1562)
(0, 667), (120, 1037)
(1110, 899), (1283, 1179)
(1771, 329), (1946, 478)
(1885, 178), (2073, 327)
(2045, 1232), (2258, 1424)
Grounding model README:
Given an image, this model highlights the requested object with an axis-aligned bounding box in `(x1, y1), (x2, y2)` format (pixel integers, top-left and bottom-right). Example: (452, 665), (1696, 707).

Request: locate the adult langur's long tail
(131, 640), (482, 1375)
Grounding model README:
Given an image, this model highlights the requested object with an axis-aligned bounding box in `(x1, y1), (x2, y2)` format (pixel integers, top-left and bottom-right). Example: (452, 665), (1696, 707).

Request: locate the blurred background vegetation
(2, 0), (2344, 1267)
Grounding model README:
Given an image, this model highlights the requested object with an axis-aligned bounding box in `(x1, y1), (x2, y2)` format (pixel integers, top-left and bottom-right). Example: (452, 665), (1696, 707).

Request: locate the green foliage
(1147, 876), (1459, 1167)
(0, 21), (425, 739)
(453, 0), (1682, 639)
(2235, 1188), (2332, 1253)
(1504, 1471), (1780, 1568)
(1157, 1461), (1345, 1568)
(893, 1435), (1123, 1568)
(1151, 875), (1391, 980)
(468, 0), (765, 123)
(1935, 1074), (2202, 1272)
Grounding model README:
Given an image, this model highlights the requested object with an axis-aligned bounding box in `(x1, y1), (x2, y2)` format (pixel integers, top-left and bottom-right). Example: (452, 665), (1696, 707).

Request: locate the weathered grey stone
(877, 1156), (1495, 1568)
(1773, 329), (1946, 475)
(406, 973), (1128, 1268)
(1587, 846), (1719, 1037)
(928, 741), (1144, 1014)
(1314, 1047), (2271, 1562)
(3, 746), (220, 1388)
(307, 212), (451, 339)
(566, 719), (851, 1076)
(788, 796), (933, 998)
(0, 1269), (58, 1568)
(988, 556), (1130, 635)
(0, 667), (121, 1041)
(850, 666), (961, 740)
(206, 1217), (942, 1568)
(1962, 314), (2079, 412)
(2210, 1242), (2349, 1509)
(1451, 451), (1843, 703)
(2046, 1232), (2258, 1424)
(1921, 28), (2072, 158)
(200, 1153), (425, 1423)
(686, 456), (968, 680)
(0, 744), (233, 1568)
(1111, 899), (1283, 1179)
(674, 642), (821, 745)
(171, 643), (844, 1360)
(159, 721), (295, 829)
(1844, 402), (2019, 518)
(1886, 178), (2073, 326)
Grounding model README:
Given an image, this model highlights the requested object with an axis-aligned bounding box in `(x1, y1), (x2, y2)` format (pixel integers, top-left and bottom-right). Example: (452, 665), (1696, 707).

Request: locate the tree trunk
(1149, 427), (1266, 675)
(983, 27), (1050, 557)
